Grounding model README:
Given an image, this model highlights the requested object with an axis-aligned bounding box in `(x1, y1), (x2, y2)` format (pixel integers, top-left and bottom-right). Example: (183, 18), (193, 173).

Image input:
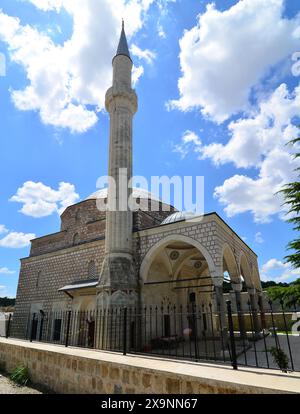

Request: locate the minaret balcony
(105, 86), (138, 114)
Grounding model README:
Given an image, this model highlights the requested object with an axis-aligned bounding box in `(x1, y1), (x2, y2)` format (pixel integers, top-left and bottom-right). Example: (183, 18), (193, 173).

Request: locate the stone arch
(140, 234), (216, 283)
(222, 243), (239, 282)
(252, 266), (262, 291)
(239, 251), (253, 288)
(173, 247), (205, 280)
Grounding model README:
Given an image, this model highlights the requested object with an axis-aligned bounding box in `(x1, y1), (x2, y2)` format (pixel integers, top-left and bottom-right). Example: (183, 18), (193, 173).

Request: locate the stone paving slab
(0, 373), (42, 394)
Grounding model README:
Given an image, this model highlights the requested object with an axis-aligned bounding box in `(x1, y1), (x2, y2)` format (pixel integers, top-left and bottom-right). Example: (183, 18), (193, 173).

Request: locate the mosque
(11, 23), (263, 349)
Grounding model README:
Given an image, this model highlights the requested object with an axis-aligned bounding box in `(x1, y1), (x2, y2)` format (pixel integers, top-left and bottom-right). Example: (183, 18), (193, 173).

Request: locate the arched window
(36, 271), (42, 288)
(73, 233), (80, 246)
(88, 260), (97, 279)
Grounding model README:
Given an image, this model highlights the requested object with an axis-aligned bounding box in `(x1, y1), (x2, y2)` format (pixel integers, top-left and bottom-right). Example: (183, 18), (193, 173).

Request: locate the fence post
(6, 314), (12, 339)
(192, 303), (199, 360)
(123, 307), (127, 356)
(226, 300), (238, 370)
(65, 311), (72, 348)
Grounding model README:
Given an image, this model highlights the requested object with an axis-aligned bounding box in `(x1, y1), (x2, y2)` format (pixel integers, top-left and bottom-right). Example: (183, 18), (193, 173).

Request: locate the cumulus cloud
(260, 258), (300, 283)
(0, 267), (15, 275)
(175, 83), (300, 223)
(131, 44), (156, 65)
(213, 84), (300, 223)
(0, 232), (35, 248)
(0, 0), (154, 132)
(201, 83), (300, 168)
(10, 181), (80, 218)
(168, 0), (300, 123)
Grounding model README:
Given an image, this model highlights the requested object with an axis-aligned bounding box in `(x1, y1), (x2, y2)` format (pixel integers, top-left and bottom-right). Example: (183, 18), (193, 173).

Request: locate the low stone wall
(232, 313), (294, 331)
(0, 338), (298, 394)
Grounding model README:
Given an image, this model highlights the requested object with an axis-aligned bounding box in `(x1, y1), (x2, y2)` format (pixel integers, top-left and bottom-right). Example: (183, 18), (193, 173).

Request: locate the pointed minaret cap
(114, 19), (132, 62)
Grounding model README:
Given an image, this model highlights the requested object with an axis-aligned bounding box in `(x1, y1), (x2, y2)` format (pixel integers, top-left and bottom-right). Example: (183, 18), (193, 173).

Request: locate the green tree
(266, 278), (300, 308)
(280, 133), (300, 268)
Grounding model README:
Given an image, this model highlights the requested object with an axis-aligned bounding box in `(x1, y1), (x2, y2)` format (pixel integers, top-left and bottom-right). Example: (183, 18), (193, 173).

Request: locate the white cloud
(0, 232), (35, 248)
(156, 0), (176, 38)
(0, 225), (8, 235)
(255, 232), (264, 244)
(131, 44), (156, 65)
(175, 83), (300, 223)
(169, 0), (300, 123)
(173, 130), (202, 158)
(0, 267), (15, 275)
(213, 84), (300, 223)
(0, 0), (154, 132)
(10, 181), (80, 218)
(201, 83), (300, 169)
(157, 23), (166, 39)
(260, 258), (300, 283)
(132, 65), (144, 87)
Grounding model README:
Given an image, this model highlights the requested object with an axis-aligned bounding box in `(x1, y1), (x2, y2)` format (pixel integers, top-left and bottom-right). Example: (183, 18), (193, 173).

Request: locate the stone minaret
(98, 22), (138, 305)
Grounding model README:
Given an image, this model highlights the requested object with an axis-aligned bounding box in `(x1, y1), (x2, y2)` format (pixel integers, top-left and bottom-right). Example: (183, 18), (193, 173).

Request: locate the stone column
(257, 291), (266, 330)
(232, 281), (247, 340)
(213, 276), (228, 349)
(248, 288), (261, 335)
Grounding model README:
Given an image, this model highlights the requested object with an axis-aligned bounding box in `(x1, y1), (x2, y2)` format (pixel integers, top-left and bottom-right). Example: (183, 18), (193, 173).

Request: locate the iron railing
(3, 298), (300, 372)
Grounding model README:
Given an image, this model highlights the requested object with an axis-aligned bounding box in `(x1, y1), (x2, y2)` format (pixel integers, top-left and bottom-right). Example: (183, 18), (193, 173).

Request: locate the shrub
(10, 365), (30, 386)
(269, 347), (289, 373)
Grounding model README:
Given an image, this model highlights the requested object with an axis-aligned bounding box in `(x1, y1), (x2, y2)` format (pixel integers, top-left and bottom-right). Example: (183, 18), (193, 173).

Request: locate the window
(88, 260), (96, 279)
(53, 319), (62, 341)
(75, 210), (81, 221)
(73, 233), (80, 246)
(189, 292), (196, 303)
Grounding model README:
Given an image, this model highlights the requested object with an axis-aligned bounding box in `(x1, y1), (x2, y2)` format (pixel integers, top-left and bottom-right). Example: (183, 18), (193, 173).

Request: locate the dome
(86, 187), (161, 202)
(160, 211), (197, 225)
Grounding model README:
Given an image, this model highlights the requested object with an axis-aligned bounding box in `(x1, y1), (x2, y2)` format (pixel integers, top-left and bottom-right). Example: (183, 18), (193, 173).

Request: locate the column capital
(247, 287), (256, 295)
(212, 276), (224, 288)
(231, 281), (243, 292)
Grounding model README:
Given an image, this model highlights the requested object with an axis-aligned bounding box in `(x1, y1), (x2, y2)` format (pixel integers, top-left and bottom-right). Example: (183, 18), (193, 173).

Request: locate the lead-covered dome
(161, 211), (197, 225)
(86, 187), (161, 202)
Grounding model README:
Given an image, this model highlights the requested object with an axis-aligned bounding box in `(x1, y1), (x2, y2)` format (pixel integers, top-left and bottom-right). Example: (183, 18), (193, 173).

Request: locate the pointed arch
(222, 243), (239, 283)
(140, 234), (216, 283)
(239, 252), (253, 288)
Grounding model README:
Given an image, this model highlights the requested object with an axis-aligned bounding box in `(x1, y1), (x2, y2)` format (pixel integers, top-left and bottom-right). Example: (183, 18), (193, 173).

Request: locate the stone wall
(232, 312), (294, 332)
(0, 339), (295, 394)
(11, 240), (105, 339)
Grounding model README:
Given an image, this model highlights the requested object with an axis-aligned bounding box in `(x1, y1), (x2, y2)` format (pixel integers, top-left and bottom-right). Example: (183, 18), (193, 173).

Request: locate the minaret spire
(115, 19), (131, 61)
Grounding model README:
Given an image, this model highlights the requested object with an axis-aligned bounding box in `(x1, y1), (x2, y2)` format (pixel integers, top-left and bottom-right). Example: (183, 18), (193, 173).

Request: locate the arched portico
(139, 234), (217, 307)
(140, 234), (216, 283)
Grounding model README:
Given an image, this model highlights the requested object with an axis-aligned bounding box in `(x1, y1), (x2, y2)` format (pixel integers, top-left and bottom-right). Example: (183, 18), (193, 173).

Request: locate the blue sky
(0, 0), (300, 297)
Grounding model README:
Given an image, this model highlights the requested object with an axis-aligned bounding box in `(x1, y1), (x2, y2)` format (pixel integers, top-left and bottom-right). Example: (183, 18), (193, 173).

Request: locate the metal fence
(4, 299), (300, 372)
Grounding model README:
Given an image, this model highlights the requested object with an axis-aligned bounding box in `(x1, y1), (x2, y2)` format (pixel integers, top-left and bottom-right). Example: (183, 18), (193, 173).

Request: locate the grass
(10, 365), (30, 387)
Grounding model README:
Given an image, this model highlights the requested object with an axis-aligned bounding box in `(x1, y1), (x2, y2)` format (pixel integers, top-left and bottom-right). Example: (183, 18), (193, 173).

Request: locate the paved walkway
(237, 334), (300, 371)
(0, 374), (42, 394)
